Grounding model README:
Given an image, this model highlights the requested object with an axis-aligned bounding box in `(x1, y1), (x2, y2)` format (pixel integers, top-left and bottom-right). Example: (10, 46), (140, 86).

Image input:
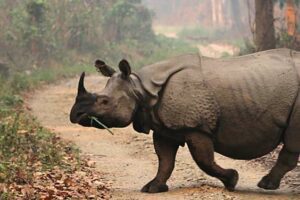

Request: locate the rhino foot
(257, 175), (280, 190)
(222, 169), (239, 192)
(141, 180), (169, 193)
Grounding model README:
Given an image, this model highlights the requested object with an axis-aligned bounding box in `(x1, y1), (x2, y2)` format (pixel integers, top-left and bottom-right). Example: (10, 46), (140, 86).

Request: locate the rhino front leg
(141, 132), (179, 193)
(185, 132), (239, 191)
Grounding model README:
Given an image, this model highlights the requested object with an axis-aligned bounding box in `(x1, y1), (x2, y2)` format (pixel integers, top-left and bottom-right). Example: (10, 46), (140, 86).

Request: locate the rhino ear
(119, 59), (131, 79)
(95, 59), (116, 77)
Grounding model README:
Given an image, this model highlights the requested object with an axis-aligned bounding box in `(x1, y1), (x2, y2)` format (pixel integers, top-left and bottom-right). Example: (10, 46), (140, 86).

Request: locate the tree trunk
(230, 1), (241, 31)
(255, 0), (276, 51)
(212, 0), (226, 27)
(212, 0), (217, 26)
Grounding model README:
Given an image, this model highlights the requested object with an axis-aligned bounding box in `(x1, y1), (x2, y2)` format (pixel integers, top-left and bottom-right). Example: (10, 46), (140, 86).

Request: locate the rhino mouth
(73, 109), (129, 129)
(76, 113), (111, 129)
(76, 113), (92, 127)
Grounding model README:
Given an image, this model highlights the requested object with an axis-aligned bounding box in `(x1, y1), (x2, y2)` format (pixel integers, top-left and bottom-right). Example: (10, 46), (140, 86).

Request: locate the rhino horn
(78, 72), (87, 95)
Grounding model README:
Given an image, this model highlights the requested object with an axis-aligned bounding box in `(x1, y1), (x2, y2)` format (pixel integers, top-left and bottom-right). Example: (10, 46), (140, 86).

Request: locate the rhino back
(202, 48), (299, 159)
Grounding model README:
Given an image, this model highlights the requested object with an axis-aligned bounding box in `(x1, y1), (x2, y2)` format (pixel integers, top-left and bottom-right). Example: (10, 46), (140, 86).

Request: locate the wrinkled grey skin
(70, 49), (300, 193)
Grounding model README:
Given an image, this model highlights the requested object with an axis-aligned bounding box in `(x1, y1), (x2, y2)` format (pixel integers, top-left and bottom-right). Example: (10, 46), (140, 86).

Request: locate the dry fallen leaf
(17, 130), (29, 134)
(1, 137), (110, 199)
(63, 177), (74, 187)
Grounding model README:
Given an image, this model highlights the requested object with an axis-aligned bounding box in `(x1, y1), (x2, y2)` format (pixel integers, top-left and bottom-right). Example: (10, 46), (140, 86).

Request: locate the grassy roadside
(0, 65), (110, 199)
(0, 28), (197, 199)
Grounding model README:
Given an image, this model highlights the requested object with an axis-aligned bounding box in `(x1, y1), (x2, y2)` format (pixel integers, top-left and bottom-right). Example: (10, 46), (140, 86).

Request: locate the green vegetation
(276, 32), (298, 50)
(1, 65), (92, 100)
(0, 0), (196, 71)
(229, 38), (256, 56)
(0, 113), (79, 183)
(133, 35), (198, 67)
(90, 116), (115, 135)
(0, 64), (90, 197)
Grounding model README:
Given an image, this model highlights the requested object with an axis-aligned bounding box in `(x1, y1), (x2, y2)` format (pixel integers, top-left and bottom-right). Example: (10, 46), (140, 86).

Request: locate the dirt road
(27, 75), (299, 200)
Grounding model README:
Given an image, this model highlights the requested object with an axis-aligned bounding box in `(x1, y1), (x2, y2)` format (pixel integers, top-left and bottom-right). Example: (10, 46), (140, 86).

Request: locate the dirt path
(27, 75), (300, 200)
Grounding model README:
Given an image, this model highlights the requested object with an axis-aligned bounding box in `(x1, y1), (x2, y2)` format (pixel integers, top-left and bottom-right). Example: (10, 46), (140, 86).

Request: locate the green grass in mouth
(89, 116), (114, 135)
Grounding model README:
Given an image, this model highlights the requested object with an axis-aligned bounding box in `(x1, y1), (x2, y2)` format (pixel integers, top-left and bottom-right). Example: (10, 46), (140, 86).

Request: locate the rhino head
(70, 59), (142, 129)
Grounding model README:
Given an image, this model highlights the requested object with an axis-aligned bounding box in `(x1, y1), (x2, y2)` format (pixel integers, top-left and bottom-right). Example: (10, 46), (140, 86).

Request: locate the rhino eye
(98, 99), (108, 105)
(96, 96), (109, 105)
(102, 99), (108, 105)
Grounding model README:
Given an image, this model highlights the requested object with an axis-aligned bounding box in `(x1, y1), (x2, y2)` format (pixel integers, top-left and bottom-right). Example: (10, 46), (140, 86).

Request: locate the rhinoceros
(70, 48), (300, 193)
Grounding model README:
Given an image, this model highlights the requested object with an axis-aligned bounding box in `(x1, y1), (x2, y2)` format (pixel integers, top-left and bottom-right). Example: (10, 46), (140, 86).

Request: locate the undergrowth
(0, 65), (92, 198)
(0, 112), (80, 183)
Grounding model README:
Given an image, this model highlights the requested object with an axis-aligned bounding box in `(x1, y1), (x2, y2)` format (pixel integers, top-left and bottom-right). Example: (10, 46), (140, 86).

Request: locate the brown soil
(27, 75), (300, 200)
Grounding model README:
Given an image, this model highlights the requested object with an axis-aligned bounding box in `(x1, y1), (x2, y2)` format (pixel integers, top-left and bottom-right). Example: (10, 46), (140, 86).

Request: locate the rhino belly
(202, 49), (299, 159)
(214, 118), (284, 160)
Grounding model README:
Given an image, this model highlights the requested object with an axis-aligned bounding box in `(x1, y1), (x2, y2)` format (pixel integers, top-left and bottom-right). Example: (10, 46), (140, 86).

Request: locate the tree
(254, 0), (276, 51)
(103, 0), (155, 43)
(26, 0), (47, 56)
(211, 0), (225, 27)
(230, 1), (242, 31)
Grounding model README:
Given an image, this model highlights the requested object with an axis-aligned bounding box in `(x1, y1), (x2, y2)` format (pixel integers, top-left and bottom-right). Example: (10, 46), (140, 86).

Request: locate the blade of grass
(89, 116), (114, 135)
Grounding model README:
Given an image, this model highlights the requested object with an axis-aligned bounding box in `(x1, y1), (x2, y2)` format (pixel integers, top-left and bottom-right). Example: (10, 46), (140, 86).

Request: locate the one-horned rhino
(70, 48), (300, 193)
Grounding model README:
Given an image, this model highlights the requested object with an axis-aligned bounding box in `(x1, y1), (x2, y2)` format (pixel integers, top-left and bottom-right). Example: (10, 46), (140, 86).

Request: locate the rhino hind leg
(258, 146), (299, 190)
(185, 132), (239, 191)
(141, 132), (179, 193)
(284, 91), (300, 153)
